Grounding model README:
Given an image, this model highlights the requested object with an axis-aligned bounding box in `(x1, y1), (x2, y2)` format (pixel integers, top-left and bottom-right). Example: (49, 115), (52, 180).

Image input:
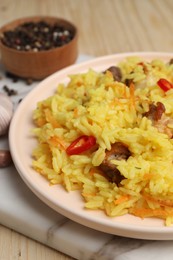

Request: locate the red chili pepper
(157, 78), (173, 92)
(66, 135), (96, 155)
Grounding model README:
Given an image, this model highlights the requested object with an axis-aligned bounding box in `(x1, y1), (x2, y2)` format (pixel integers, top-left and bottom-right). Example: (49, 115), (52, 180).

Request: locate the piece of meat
(104, 66), (122, 82)
(124, 78), (133, 87)
(143, 102), (165, 122)
(143, 101), (173, 138)
(154, 114), (173, 138)
(98, 142), (131, 185)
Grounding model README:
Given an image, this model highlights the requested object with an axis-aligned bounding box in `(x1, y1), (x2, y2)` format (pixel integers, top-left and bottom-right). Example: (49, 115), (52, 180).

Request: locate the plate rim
(9, 51), (173, 240)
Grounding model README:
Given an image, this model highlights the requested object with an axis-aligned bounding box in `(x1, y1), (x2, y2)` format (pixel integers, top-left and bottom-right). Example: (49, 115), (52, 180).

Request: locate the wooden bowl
(0, 16), (78, 80)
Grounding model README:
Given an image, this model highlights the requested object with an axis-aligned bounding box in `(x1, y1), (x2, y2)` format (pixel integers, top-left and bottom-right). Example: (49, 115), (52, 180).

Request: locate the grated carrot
(48, 136), (66, 150)
(109, 97), (124, 108)
(73, 107), (78, 117)
(129, 82), (135, 107)
(44, 108), (61, 128)
(114, 195), (130, 205)
(89, 168), (96, 175)
(76, 81), (83, 86)
(143, 193), (173, 208)
(143, 173), (155, 180)
(130, 207), (173, 219)
(35, 117), (46, 127)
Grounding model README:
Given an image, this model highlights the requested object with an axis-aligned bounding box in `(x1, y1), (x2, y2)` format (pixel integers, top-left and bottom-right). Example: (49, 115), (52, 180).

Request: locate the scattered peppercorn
(18, 98), (23, 103)
(5, 71), (34, 85)
(25, 78), (33, 85)
(1, 20), (75, 51)
(3, 85), (18, 96)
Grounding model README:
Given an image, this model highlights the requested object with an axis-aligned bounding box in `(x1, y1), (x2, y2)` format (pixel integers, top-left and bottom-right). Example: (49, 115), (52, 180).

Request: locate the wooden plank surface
(0, 0), (173, 259)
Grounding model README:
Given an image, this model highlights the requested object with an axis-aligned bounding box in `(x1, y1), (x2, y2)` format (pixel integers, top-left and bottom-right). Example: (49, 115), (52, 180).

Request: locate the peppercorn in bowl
(0, 16), (78, 80)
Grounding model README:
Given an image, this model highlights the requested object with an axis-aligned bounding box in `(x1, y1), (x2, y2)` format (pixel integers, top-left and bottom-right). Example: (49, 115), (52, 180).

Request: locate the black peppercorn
(1, 20), (74, 51)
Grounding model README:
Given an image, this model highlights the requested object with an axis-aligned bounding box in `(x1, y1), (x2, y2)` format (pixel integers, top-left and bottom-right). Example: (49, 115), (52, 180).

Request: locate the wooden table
(0, 0), (173, 259)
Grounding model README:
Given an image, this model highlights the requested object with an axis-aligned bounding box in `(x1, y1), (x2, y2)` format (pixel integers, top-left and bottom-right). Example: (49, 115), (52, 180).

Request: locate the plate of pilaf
(9, 52), (173, 240)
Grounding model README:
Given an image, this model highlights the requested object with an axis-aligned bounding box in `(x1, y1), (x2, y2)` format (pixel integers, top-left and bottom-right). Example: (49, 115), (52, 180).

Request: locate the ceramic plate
(9, 52), (173, 240)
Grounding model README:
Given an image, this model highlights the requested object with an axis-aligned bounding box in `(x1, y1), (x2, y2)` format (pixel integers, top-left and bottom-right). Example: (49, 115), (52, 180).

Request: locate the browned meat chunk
(143, 102), (165, 121)
(143, 101), (173, 138)
(99, 142), (131, 185)
(104, 66), (122, 82)
(124, 78), (133, 87)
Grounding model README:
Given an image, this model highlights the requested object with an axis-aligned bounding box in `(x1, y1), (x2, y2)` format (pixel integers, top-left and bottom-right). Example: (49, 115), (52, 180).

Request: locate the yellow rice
(32, 56), (173, 226)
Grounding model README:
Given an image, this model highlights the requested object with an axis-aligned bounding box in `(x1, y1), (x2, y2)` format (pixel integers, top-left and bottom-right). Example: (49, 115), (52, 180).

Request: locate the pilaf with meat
(32, 56), (173, 226)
